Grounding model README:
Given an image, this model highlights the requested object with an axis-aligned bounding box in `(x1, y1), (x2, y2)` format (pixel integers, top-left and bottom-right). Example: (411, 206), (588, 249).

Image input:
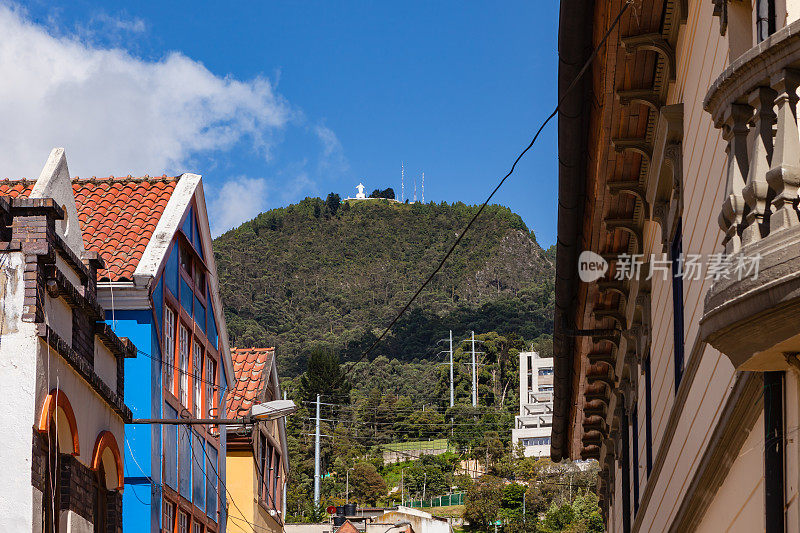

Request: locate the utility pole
(346, 469), (350, 504)
(523, 490), (526, 524)
(423, 472), (427, 501)
(401, 468), (405, 506)
(449, 330), (454, 407)
(471, 331), (478, 407)
(313, 394), (321, 507)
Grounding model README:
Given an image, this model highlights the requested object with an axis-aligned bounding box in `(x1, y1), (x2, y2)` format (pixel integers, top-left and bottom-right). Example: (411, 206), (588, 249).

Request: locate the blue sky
(6, 1), (559, 244)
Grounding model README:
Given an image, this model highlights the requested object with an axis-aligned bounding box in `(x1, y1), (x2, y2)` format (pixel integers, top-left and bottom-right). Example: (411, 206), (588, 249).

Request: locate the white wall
(0, 252), (39, 532)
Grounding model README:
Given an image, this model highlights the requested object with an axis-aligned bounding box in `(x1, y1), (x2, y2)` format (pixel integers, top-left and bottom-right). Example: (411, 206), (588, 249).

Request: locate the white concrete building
(512, 351), (554, 457)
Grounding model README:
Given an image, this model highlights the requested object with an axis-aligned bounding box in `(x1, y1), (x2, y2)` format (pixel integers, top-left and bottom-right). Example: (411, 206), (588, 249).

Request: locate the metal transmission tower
(421, 172), (425, 203)
(401, 162), (405, 202)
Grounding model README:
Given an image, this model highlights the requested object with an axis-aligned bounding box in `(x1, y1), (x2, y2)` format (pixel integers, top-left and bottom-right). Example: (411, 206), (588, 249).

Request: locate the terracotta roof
(0, 176), (180, 281)
(225, 347), (275, 418)
(335, 521), (360, 533)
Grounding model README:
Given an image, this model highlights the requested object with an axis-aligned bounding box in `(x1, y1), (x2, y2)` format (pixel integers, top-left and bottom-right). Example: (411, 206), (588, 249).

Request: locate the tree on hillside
(369, 188), (395, 199)
(325, 193), (341, 217)
(297, 348), (351, 404)
(350, 462), (387, 505)
(463, 476), (503, 530)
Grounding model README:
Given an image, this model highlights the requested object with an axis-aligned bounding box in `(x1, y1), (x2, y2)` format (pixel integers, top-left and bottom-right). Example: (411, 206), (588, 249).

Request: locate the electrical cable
(332, 0), (634, 389)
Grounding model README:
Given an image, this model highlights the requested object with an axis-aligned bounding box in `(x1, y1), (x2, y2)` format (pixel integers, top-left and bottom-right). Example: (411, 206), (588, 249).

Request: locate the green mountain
(213, 196), (555, 376)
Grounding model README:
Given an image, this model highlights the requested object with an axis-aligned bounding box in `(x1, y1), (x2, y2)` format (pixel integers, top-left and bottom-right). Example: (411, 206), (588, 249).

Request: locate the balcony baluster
(741, 87), (776, 245)
(766, 69), (800, 231)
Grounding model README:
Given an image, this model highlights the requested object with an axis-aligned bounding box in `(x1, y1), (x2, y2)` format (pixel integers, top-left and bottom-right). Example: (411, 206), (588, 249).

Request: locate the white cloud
(314, 124), (348, 174)
(208, 176), (269, 237)
(0, 4), (290, 179)
(314, 124), (341, 157)
(90, 13), (147, 34)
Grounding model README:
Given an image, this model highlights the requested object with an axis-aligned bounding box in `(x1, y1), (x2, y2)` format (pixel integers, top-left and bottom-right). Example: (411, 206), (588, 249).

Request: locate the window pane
(194, 295), (206, 333)
(193, 342), (202, 417)
(192, 433), (205, 511)
(153, 277), (164, 331)
(166, 245), (179, 297)
(179, 326), (189, 406)
(164, 404), (178, 490)
(179, 426), (192, 501)
(164, 307), (176, 395)
(192, 213), (203, 258)
(205, 358), (215, 419)
(163, 501), (175, 533)
(182, 206), (194, 240)
(178, 511), (188, 533)
(206, 444), (218, 520)
(180, 276), (193, 315)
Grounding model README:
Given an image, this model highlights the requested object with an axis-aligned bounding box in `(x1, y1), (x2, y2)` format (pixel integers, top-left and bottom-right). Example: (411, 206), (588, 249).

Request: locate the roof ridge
(72, 174), (180, 183)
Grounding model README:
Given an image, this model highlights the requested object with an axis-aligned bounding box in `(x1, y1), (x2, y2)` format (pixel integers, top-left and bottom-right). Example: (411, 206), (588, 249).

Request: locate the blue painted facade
(113, 201), (229, 533)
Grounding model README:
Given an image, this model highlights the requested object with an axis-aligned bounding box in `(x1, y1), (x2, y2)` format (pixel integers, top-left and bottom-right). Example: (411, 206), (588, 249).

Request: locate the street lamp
(130, 399), (298, 425)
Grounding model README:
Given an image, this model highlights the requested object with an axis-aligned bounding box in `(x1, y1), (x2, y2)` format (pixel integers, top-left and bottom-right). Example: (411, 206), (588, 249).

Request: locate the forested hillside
(213, 195), (555, 376)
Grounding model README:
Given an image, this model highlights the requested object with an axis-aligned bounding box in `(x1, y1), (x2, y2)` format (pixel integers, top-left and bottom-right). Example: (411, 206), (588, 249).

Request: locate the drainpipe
(756, 0), (776, 42)
(764, 371), (784, 533)
(552, 0), (594, 462)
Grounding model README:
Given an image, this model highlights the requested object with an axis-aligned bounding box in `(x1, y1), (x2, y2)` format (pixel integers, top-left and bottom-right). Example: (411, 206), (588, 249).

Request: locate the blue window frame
(179, 425), (192, 501)
(165, 244), (179, 298)
(206, 444), (219, 520)
(163, 404), (178, 490)
(192, 433), (205, 510)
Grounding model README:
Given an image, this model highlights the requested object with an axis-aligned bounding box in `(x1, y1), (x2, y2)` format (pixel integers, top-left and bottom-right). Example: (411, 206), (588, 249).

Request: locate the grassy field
(382, 439), (451, 452)
(425, 504), (464, 518)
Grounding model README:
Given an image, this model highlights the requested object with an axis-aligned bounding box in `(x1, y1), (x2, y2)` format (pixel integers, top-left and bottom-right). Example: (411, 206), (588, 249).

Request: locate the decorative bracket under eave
(621, 33), (677, 82)
(604, 218), (645, 255)
(607, 179), (650, 214)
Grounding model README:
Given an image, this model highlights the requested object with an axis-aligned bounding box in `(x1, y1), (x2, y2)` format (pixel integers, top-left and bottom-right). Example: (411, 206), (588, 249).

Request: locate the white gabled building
(511, 351), (554, 457)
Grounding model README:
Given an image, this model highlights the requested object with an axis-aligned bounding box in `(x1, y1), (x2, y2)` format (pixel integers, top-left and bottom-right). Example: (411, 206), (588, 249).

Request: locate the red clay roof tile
(0, 176), (180, 282)
(225, 347), (276, 418)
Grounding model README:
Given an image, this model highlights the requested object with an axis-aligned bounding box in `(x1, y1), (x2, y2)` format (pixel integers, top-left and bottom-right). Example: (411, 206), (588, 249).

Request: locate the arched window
(93, 461), (108, 533)
(43, 416), (61, 533)
(38, 390), (79, 533)
(37, 390), (80, 456)
(91, 431), (124, 491)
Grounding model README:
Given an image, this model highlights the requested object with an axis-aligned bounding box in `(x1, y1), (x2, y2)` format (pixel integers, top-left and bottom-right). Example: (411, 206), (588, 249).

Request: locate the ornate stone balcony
(701, 20), (800, 370)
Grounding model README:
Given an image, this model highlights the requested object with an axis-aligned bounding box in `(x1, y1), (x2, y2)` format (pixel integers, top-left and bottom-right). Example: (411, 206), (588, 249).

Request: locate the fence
(404, 492), (464, 508)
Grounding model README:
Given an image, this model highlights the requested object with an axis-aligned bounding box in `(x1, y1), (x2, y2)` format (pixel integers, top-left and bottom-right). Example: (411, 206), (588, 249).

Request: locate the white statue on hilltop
(356, 182), (366, 199)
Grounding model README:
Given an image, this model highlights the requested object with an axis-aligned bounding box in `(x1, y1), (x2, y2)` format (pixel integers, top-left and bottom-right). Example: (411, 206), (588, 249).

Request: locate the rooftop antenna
(421, 172), (425, 203)
(401, 162), (405, 202)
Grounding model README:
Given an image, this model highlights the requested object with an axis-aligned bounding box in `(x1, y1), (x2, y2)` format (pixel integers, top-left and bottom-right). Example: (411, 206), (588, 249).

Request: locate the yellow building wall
(225, 449), (285, 533)
(226, 451), (257, 533)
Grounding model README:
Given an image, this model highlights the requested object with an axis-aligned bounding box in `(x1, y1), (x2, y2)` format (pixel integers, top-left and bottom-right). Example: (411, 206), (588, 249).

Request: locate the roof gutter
(551, 0), (595, 462)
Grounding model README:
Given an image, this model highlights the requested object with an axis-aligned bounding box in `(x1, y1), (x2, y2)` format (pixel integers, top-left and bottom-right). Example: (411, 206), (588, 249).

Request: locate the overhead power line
(334, 0), (634, 387)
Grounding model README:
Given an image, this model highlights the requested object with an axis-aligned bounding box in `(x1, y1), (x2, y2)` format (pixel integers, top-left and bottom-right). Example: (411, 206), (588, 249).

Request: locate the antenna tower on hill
(401, 162), (405, 202)
(413, 178), (417, 202)
(422, 172), (425, 203)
